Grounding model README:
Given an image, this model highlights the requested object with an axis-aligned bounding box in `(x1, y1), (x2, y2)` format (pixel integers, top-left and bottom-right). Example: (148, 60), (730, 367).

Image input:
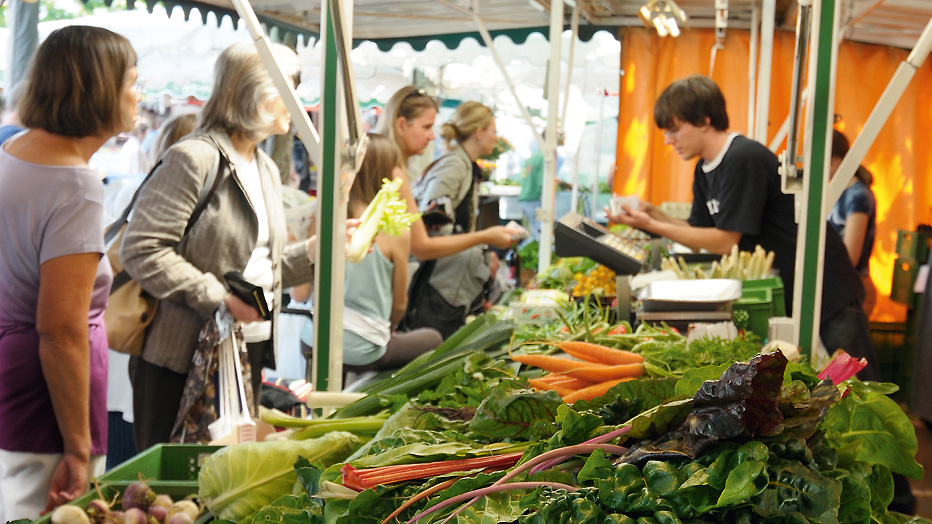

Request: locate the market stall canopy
(131, 0), (931, 51)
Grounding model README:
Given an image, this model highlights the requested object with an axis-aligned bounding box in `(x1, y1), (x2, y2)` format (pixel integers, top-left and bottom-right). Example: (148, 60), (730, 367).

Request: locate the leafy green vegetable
(245, 493), (325, 524)
(347, 177), (419, 263)
(469, 387), (564, 440)
(820, 381), (925, 479)
(332, 315), (513, 418)
(636, 333), (762, 379)
(573, 378), (678, 420)
(198, 432), (362, 522)
(623, 398), (694, 442)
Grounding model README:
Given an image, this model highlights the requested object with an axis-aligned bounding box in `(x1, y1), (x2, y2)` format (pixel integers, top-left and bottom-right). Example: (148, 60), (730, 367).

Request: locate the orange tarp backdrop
(614, 27), (932, 322)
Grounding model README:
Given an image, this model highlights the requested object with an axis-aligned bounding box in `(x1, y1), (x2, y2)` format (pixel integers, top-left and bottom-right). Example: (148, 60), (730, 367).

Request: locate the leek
(347, 177), (420, 263)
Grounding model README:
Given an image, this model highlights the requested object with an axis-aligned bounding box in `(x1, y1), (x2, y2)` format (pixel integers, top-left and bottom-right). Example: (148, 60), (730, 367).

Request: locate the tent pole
(748, 0), (760, 136)
(566, 2), (581, 216)
(560, 2), (580, 129)
(794, 0), (840, 360)
(471, 15), (545, 152)
(539, 0), (564, 274)
(590, 91), (606, 220)
(754, 0), (776, 143)
(826, 17), (932, 210)
(7, 0), (39, 92)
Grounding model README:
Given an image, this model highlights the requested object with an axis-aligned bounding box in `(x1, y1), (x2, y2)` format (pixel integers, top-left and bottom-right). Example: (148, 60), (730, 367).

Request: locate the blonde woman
(374, 87), (517, 262)
(402, 101), (503, 337)
(121, 41), (317, 449)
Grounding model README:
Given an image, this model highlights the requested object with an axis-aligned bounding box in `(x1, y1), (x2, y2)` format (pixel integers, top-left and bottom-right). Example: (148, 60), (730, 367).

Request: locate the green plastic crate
(98, 444), (223, 483)
(734, 287), (773, 340)
(743, 277), (785, 317)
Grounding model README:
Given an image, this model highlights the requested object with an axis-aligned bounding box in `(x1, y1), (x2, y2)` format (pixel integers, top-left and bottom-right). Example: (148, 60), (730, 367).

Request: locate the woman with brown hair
(0, 26), (139, 519)
(299, 134), (442, 372)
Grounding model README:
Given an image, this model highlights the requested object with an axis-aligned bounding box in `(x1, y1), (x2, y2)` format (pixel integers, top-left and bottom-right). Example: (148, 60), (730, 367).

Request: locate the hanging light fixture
(639, 0), (689, 37)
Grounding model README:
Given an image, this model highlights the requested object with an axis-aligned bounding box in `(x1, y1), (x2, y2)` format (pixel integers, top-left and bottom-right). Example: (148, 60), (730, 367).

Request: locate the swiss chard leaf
(675, 364), (731, 397)
(824, 466), (873, 524)
(468, 387), (563, 440)
(624, 397), (694, 442)
(750, 460), (842, 524)
(577, 449), (613, 485)
(820, 383), (924, 479)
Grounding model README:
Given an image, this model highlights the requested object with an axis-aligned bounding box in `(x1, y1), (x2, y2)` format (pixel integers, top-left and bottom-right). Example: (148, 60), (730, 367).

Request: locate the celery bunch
(347, 177), (420, 263)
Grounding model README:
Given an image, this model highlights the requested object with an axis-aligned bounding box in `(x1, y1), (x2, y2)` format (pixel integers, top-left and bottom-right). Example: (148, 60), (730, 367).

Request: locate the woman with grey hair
(120, 41), (316, 449)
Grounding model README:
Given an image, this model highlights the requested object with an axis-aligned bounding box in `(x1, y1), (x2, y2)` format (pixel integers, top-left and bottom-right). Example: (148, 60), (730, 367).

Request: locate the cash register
(554, 212), (647, 275)
(554, 212), (648, 321)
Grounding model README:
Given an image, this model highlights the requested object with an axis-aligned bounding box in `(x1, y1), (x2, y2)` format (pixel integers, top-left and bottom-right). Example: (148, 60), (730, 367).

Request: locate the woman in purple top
(0, 26), (138, 520)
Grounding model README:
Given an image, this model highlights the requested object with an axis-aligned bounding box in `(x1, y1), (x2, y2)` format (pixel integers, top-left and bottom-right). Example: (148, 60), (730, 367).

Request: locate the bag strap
(109, 136), (227, 291)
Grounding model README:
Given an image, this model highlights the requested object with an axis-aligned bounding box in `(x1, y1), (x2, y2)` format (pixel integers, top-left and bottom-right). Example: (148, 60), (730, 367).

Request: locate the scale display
(554, 212), (647, 275)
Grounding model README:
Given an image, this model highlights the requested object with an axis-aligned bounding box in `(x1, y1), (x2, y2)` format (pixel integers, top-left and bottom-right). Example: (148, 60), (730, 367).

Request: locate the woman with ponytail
(402, 101), (502, 338)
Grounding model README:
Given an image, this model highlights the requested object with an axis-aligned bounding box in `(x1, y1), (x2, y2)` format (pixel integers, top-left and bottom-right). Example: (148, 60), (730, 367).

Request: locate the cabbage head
(198, 431), (362, 522)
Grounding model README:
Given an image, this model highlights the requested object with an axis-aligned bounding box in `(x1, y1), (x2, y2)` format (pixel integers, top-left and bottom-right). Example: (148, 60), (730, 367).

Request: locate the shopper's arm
(841, 212), (869, 265)
(609, 204), (740, 254)
(37, 253), (96, 511)
(387, 231), (411, 327)
(397, 171), (516, 261)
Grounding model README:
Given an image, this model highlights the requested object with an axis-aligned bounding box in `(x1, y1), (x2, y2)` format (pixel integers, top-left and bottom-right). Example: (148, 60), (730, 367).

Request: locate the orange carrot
(562, 377), (635, 404)
(529, 373), (575, 385)
(561, 363), (645, 383)
(510, 353), (609, 373)
(528, 376), (594, 392)
(527, 382), (576, 398)
(556, 341), (645, 365)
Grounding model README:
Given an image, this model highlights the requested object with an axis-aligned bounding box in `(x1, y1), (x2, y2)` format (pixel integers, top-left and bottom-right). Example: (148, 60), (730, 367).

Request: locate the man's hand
(43, 453), (88, 514)
(606, 204), (655, 232)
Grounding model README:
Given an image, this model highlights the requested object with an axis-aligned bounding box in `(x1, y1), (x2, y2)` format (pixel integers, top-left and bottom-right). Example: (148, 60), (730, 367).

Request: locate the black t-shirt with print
(686, 134), (862, 318)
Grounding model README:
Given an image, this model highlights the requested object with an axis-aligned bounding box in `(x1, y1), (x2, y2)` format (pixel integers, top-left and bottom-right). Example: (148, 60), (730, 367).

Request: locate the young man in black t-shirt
(607, 75), (879, 381)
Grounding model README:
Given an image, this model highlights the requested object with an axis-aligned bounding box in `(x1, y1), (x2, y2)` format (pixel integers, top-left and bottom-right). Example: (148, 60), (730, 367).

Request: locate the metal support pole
(748, 0), (760, 135)
(780, 1), (812, 192)
(794, 0), (840, 359)
(471, 15), (545, 152)
(539, 0), (564, 274)
(6, 0), (39, 92)
(754, 0), (776, 144)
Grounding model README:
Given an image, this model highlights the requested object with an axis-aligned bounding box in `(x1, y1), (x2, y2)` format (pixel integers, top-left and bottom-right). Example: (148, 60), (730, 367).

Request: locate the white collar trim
(702, 132), (740, 173)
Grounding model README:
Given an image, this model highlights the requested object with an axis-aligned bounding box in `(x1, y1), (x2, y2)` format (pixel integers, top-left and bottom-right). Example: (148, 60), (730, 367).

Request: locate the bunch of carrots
(512, 341), (646, 404)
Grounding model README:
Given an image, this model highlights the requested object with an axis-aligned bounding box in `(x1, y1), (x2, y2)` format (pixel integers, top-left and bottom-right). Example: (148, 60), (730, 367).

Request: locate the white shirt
(233, 151), (274, 343)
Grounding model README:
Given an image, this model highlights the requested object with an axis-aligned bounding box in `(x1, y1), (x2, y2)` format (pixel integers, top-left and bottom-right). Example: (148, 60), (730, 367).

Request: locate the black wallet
(224, 271), (271, 320)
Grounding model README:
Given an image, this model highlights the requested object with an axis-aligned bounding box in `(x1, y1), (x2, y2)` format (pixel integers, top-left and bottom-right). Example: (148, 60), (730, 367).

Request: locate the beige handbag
(104, 139), (226, 355)
(104, 224), (159, 356)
